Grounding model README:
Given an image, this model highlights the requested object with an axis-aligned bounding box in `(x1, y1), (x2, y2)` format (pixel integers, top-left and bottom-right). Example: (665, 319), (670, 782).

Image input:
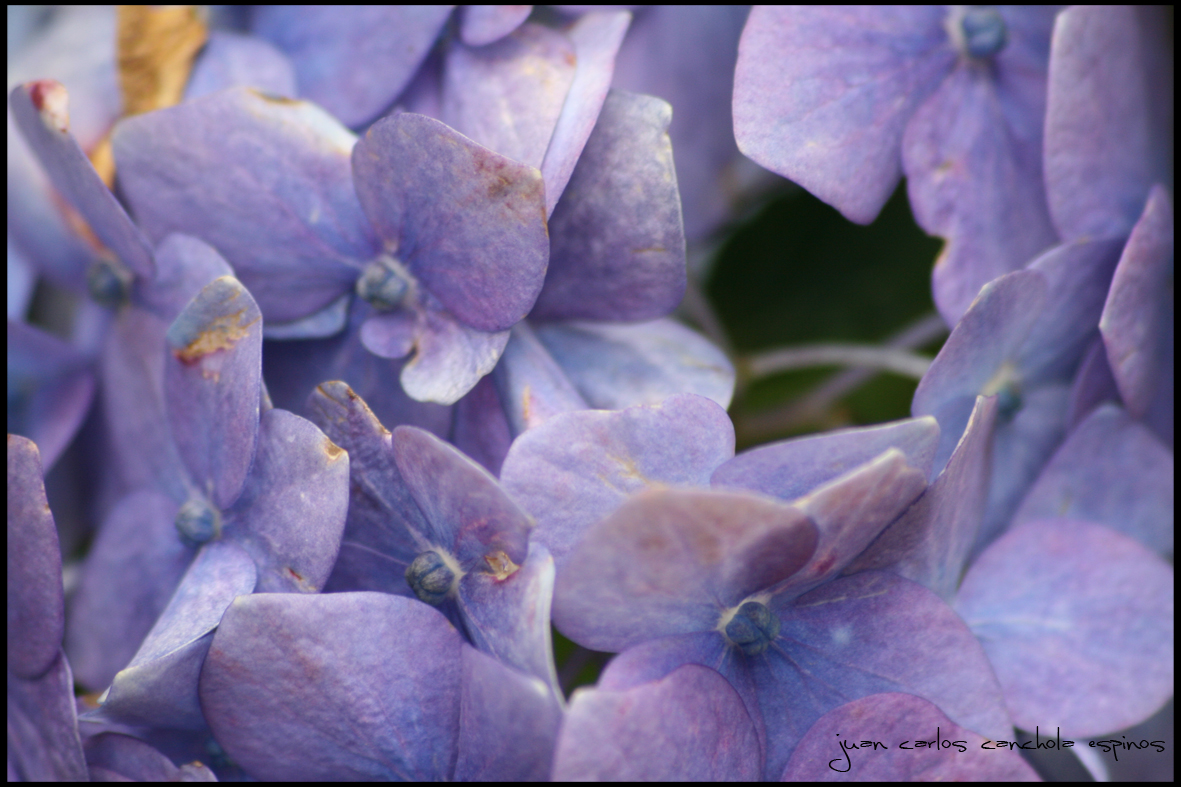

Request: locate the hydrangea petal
(540, 11), (630, 214)
(393, 425), (532, 567)
(455, 644), (562, 781)
(307, 381), (431, 592)
(352, 112), (548, 333)
(763, 571), (1012, 779)
(1014, 404), (1173, 554)
(113, 88), (371, 322)
(100, 307), (188, 500)
(1044, 6), (1173, 240)
(848, 396), (998, 601)
(7, 435), (64, 679)
(399, 303), (511, 405)
(136, 233), (235, 324)
(733, 6), (954, 224)
(8, 7), (120, 151)
(7, 320), (95, 470)
(184, 30), (296, 101)
(553, 664), (760, 781)
(535, 317), (736, 410)
(8, 238), (35, 318)
(83, 732), (216, 782)
(1066, 337), (1121, 429)
(200, 592), (463, 781)
(458, 541), (557, 691)
(1020, 236), (1124, 385)
(978, 383), (1070, 551)
(713, 415), (938, 497)
(912, 48), (1058, 325)
(450, 376), (513, 476)
(7, 7), (119, 291)
(97, 539), (256, 729)
(1100, 185), (1174, 435)
(444, 23), (575, 169)
(224, 408), (349, 593)
(460, 5), (532, 47)
(776, 449), (928, 597)
(359, 310), (415, 359)
(783, 693), (1038, 781)
(253, 6), (453, 128)
(532, 89), (685, 322)
(611, 6), (750, 239)
(955, 519), (1174, 736)
(65, 490), (190, 691)
(9, 80), (155, 279)
(554, 488), (817, 652)
(914, 269), (1047, 418)
(7, 651), (88, 781)
(500, 394), (735, 569)
(492, 321), (589, 435)
(164, 276), (262, 510)
(265, 305), (453, 437)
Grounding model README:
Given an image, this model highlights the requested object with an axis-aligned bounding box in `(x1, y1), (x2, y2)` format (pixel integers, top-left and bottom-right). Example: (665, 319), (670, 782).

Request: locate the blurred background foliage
(708, 180), (945, 448)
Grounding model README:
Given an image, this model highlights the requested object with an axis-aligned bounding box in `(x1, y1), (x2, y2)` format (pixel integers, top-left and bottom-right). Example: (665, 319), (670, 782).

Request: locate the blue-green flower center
(406, 550), (458, 605)
(357, 255), (413, 311)
(87, 257), (133, 308)
(982, 361), (1023, 421)
(724, 600), (781, 656)
(175, 497), (220, 545)
(959, 7), (1008, 59)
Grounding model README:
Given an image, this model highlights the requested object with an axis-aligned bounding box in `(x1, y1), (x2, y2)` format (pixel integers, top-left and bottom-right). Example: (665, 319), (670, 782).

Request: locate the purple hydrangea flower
(307, 380), (558, 695)
(733, 5), (1060, 324)
(111, 88), (549, 404)
(853, 396), (1174, 744)
(194, 380), (565, 780)
(499, 394), (1012, 777)
(67, 276), (349, 730)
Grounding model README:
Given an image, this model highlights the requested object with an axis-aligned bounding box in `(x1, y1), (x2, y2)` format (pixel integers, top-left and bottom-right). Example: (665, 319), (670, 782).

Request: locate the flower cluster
(8, 6), (1173, 782)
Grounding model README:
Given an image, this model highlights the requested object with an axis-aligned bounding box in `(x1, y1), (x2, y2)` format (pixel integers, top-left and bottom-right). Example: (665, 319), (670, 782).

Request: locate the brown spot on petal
(322, 436), (344, 460)
(285, 566), (317, 592)
(484, 550), (519, 581)
(172, 309), (257, 364)
(487, 174), (513, 201)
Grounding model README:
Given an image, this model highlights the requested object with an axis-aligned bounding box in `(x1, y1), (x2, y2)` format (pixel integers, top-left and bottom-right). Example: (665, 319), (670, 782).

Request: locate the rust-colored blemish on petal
(322, 436), (345, 460)
(172, 309), (256, 364)
(285, 566), (317, 593)
(484, 550), (519, 581)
